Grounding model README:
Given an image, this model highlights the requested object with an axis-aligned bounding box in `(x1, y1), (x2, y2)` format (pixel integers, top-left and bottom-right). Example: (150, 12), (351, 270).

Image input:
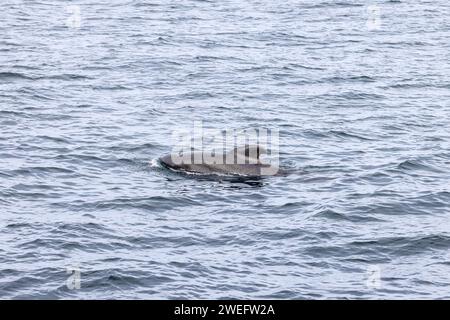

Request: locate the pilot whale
(159, 145), (279, 176)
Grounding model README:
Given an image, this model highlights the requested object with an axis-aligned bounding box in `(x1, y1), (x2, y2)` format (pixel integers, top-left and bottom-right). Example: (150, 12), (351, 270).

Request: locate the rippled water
(1, 0), (450, 299)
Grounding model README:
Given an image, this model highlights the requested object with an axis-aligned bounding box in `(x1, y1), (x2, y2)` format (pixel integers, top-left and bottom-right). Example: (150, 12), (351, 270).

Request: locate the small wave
(349, 235), (450, 256)
(285, 63), (325, 71)
(0, 72), (33, 80)
(397, 159), (444, 173)
(0, 72), (92, 82)
(39, 74), (92, 80)
(59, 196), (201, 213)
(11, 166), (75, 176)
(0, 41), (21, 46)
(314, 209), (384, 222)
(338, 92), (385, 100)
(302, 2), (364, 9)
(6, 222), (35, 229)
(92, 84), (131, 91)
(324, 75), (376, 83)
(329, 130), (374, 141)
(384, 82), (449, 89)
(0, 110), (29, 117)
(255, 228), (307, 241)
(35, 135), (70, 144)
(107, 142), (158, 152)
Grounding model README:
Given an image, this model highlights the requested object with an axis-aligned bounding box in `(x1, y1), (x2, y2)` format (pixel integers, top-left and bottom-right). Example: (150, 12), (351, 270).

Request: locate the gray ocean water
(1, 0), (450, 299)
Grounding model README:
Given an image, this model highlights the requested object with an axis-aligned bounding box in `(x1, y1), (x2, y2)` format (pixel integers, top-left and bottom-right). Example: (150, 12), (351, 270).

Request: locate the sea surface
(1, 0), (450, 299)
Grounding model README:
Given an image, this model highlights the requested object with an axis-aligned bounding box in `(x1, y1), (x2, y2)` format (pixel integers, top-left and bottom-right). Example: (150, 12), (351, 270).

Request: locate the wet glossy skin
(159, 152), (271, 176)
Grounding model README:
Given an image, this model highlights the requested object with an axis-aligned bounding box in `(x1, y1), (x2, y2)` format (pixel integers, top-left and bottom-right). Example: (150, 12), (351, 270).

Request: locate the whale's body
(159, 145), (278, 177)
(159, 153), (266, 176)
